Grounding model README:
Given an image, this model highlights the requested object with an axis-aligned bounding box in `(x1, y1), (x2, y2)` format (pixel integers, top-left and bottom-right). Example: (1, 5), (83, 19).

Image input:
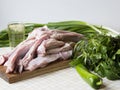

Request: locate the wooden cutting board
(0, 60), (70, 83)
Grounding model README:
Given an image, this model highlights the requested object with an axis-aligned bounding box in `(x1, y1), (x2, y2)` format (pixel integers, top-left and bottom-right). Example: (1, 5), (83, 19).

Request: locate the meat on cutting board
(37, 38), (65, 56)
(18, 34), (50, 73)
(38, 43), (72, 56)
(5, 39), (35, 73)
(25, 50), (72, 71)
(0, 38), (35, 65)
(0, 26), (83, 73)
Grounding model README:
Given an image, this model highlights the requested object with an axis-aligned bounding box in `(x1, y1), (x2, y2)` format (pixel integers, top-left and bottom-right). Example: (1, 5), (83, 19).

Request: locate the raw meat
(37, 39), (65, 56)
(27, 26), (51, 39)
(0, 26), (83, 73)
(18, 34), (50, 73)
(0, 54), (9, 65)
(25, 50), (72, 71)
(0, 38), (35, 65)
(50, 30), (83, 42)
(38, 43), (72, 56)
(5, 39), (35, 73)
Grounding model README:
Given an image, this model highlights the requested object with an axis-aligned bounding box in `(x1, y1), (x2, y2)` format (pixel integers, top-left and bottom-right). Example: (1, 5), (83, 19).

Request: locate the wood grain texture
(0, 60), (70, 83)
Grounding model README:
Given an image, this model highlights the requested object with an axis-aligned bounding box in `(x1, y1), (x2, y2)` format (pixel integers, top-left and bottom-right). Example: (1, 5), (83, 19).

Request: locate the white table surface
(0, 47), (120, 90)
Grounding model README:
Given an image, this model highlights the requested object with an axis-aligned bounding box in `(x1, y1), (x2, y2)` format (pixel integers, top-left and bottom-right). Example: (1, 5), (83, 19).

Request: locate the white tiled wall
(0, 0), (120, 32)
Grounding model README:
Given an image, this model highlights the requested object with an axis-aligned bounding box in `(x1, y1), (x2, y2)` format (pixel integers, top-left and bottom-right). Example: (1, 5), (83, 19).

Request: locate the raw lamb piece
(38, 43), (72, 56)
(46, 43), (72, 54)
(27, 26), (51, 39)
(0, 38), (34, 65)
(27, 26), (83, 42)
(25, 50), (72, 71)
(50, 30), (83, 42)
(37, 39), (65, 56)
(0, 54), (9, 65)
(5, 39), (35, 73)
(19, 34), (50, 73)
(43, 39), (65, 50)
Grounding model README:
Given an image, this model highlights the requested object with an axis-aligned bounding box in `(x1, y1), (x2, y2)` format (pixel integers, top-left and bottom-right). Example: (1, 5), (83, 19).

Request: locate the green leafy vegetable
(71, 34), (120, 80)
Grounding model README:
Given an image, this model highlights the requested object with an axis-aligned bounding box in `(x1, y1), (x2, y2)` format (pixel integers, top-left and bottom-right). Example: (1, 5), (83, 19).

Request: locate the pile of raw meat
(0, 26), (83, 73)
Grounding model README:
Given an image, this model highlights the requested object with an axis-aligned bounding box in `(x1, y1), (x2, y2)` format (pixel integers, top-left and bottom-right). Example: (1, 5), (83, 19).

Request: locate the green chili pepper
(76, 64), (103, 89)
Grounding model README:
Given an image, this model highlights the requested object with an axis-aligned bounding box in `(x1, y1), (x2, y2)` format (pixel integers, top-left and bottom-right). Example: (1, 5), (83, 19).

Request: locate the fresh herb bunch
(71, 34), (120, 80)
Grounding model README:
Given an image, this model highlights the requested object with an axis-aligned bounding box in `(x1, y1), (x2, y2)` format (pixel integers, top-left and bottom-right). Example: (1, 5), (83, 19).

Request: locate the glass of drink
(8, 23), (25, 48)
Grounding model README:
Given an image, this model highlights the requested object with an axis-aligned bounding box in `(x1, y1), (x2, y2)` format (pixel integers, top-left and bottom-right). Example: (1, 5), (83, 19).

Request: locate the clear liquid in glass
(8, 23), (25, 48)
